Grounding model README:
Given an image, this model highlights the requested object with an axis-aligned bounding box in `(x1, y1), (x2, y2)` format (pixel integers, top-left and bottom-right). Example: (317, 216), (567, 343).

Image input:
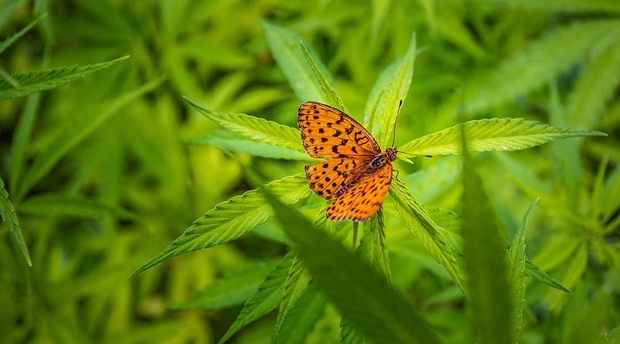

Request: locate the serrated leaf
(131, 174), (310, 276)
(19, 194), (139, 221)
(452, 19), (620, 115)
(263, 187), (440, 344)
(365, 32), (416, 148)
(218, 253), (294, 344)
(398, 118), (607, 158)
(389, 179), (467, 297)
(524, 259), (571, 294)
(0, 14), (45, 56)
(172, 259), (279, 311)
(261, 20), (333, 103)
(275, 285), (326, 344)
(273, 255), (312, 343)
(17, 75), (163, 201)
(300, 42), (347, 112)
(184, 96), (303, 154)
(461, 131), (513, 344)
(508, 199), (538, 340)
(357, 208), (391, 281)
(185, 130), (311, 160)
(0, 56), (129, 99)
(0, 177), (31, 266)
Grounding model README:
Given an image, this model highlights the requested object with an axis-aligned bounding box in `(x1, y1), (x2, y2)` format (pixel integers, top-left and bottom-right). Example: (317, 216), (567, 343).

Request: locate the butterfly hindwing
(325, 162), (393, 222)
(298, 102), (381, 158)
(304, 157), (371, 200)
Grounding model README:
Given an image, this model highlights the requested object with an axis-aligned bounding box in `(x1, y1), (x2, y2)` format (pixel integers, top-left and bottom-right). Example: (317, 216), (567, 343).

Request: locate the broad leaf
(263, 187), (440, 344)
(131, 174), (310, 276)
(0, 56), (129, 99)
(461, 131), (513, 344)
(399, 118), (606, 158)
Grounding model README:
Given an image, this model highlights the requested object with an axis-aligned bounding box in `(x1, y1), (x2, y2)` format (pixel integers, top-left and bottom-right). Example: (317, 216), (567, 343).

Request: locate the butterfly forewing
(298, 102), (381, 158)
(325, 163), (393, 222)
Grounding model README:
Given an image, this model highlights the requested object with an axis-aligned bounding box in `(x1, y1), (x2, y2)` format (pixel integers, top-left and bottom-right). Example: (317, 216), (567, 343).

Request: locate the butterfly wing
(325, 162), (393, 222)
(298, 102), (381, 158)
(305, 157), (372, 200)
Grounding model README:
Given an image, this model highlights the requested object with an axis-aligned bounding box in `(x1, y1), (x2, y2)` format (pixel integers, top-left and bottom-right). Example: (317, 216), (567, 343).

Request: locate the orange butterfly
(298, 101), (397, 222)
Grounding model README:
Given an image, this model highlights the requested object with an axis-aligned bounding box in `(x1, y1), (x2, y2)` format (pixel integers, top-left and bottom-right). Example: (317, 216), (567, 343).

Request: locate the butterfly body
(298, 102), (397, 222)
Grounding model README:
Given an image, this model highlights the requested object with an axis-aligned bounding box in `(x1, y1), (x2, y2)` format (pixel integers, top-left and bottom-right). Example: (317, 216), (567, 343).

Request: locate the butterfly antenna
(391, 100), (403, 148)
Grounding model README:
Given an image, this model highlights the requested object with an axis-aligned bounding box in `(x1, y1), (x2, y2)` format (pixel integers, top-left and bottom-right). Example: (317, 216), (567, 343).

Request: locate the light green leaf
(461, 131), (513, 344)
(486, 0), (620, 13)
(508, 199), (538, 340)
(0, 14), (45, 56)
(263, 187), (440, 344)
(184, 96), (304, 154)
(300, 42), (347, 112)
(185, 130), (311, 160)
(273, 255), (312, 342)
(0, 177), (31, 266)
(389, 179), (467, 297)
(261, 20), (332, 103)
(366, 32), (416, 148)
(218, 253), (294, 344)
(567, 42), (620, 129)
(548, 242), (588, 309)
(9, 93), (40, 195)
(17, 75), (162, 201)
(0, 56), (129, 99)
(275, 285), (326, 344)
(453, 19), (620, 115)
(19, 194), (139, 221)
(398, 118), (607, 158)
(130, 174), (310, 276)
(172, 259), (279, 311)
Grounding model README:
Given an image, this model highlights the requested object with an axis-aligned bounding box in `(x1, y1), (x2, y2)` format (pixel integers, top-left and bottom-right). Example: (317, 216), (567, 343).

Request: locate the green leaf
(524, 260), (571, 294)
(365, 32), (416, 148)
(507, 199), (538, 341)
(548, 242), (588, 309)
(218, 253), (294, 344)
(566, 42), (620, 129)
(17, 75), (163, 201)
(261, 20), (333, 103)
(273, 255), (312, 342)
(19, 194), (139, 221)
(486, 0), (620, 13)
(263, 186), (440, 344)
(185, 130), (311, 160)
(389, 179), (467, 296)
(461, 130), (513, 344)
(340, 317), (365, 344)
(453, 19), (620, 115)
(9, 93), (40, 195)
(357, 208), (391, 281)
(275, 285), (326, 344)
(0, 14), (45, 55)
(0, 177), (31, 266)
(131, 174), (310, 276)
(184, 96), (304, 154)
(398, 118), (607, 159)
(172, 259), (279, 311)
(0, 56), (129, 99)
(300, 42), (347, 112)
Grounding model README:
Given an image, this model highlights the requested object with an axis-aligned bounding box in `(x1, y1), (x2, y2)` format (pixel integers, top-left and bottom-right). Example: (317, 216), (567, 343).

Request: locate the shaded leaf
(0, 177), (31, 266)
(275, 285), (326, 344)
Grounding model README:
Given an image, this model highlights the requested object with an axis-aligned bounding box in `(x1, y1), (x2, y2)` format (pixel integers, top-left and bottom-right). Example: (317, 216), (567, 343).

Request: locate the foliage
(1, 1), (618, 343)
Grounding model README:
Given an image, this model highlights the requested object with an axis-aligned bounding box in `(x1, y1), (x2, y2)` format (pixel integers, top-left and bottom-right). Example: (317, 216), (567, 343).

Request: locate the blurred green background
(1, 0), (619, 343)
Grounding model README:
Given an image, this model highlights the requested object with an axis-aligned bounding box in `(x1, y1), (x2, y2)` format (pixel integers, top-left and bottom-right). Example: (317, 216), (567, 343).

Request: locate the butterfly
(298, 101), (397, 222)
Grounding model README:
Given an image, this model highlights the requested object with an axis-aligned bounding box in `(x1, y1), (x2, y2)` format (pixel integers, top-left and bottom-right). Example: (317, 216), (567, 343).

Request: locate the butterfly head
(385, 147), (397, 162)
